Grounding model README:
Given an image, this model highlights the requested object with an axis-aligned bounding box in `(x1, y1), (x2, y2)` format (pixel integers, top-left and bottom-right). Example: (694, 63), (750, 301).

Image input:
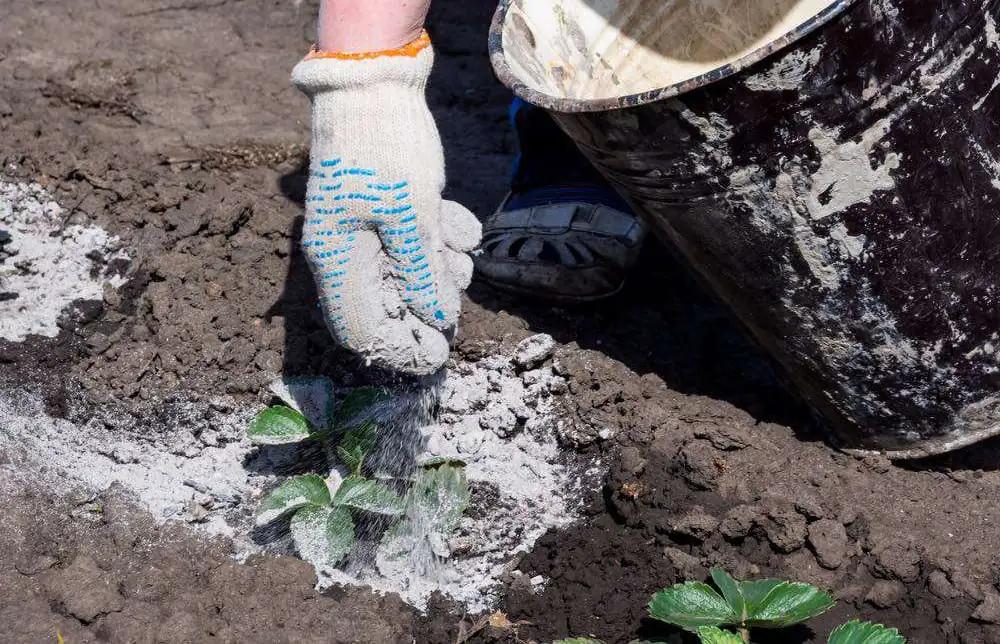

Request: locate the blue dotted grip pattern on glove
(301, 157), (446, 341)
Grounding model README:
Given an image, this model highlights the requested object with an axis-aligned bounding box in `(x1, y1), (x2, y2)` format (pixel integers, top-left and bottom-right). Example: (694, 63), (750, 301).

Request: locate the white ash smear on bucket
(0, 177), (129, 341)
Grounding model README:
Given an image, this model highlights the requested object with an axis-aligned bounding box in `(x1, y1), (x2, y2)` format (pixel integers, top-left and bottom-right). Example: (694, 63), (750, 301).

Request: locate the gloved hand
(291, 33), (481, 376)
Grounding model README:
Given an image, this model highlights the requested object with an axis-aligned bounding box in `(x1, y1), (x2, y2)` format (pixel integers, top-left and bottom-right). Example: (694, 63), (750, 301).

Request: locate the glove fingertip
(441, 200), (483, 253)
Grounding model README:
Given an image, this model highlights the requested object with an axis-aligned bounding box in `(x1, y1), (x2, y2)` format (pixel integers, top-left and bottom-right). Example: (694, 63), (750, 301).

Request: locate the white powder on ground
(0, 336), (601, 613)
(0, 178), (129, 341)
(0, 389), (264, 539)
(322, 347), (600, 613)
(0, 179), (600, 613)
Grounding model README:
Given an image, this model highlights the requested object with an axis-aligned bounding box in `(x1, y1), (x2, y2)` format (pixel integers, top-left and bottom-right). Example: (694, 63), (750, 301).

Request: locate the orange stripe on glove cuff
(304, 30), (431, 62)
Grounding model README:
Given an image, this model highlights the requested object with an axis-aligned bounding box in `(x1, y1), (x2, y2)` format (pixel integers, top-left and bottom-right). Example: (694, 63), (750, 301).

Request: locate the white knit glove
(291, 34), (481, 376)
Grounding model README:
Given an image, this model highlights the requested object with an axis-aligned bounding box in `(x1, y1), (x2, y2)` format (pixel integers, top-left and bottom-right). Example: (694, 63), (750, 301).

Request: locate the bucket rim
(488, 0), (859, 113)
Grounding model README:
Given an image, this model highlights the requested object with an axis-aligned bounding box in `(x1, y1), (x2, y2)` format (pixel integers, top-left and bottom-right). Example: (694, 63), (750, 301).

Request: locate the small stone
(184, 499), (209, 523)
(873, 544), (921, 582)
(808, 519), (848, 570)
(668, 509), (719, 542)
(765, 509), (808, 554)
(619, 446), (647, 475)
(479, 406), (518, 438)
(205, 281), (224, 297)
(547, 376), (568, 395)
(663, 547), (705, 580)
(928, 569), (961, 599)
(457, 430), (486, 455)
(720, 505), (761, 541)
(513, 334), (556, 370)
(677, 440), (721, 491)
(866, 580), (906, 608)
(795, 498), (825, 521)
(973, 593), (1000, 624)
(521, 369), (545, 387)
(86, 332), (112, 355)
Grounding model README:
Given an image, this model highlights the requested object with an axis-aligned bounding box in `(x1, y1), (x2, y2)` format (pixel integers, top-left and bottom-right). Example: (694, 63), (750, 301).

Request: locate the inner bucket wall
(498, 0), (847, 107)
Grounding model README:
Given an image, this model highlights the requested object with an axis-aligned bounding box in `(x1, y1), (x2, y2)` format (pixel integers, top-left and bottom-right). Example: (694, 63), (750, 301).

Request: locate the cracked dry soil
(3, 1), (1000, 643)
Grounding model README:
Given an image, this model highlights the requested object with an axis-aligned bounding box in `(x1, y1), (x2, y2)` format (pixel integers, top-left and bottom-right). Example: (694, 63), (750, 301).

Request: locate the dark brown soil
(2, 1), (1000, 643)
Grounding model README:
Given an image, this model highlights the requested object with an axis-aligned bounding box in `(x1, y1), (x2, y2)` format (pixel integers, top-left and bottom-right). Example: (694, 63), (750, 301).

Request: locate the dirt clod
(808, 518), (849, 570)
(40, 555), (124, 623)
(512, 333), (556, 370)
(665, 507), (720, 542)
(973, 593), (1000, 625)
(764, 508), (808, 554)
(866, 579), (907, 608)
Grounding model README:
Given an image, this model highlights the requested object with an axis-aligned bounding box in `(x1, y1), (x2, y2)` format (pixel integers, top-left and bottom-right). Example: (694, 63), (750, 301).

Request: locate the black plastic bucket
(489, 0), (1000, 457)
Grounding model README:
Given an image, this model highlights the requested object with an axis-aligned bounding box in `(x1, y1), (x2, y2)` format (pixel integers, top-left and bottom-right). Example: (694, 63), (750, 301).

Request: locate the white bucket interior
(500, 0), (840, 102)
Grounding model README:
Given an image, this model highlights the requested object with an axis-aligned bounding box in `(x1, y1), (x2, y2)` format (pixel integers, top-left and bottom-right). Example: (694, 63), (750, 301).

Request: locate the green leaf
(710, 568), (745, 619)
(740, 579), (784, 615)
(648, 582), (738, 631)
(697, 626), (744, 644)
(553, 639), (605, 644)
(828, 620), (906, 644)
(247, 405), (313, 445)
(744, 582), (835, 628)
(334, 387), (389, 428)
(255, 474), (331, 526)
(290, 505), (355, 568)
(337, 420), (377, 474)
(332, 475), (405, 516)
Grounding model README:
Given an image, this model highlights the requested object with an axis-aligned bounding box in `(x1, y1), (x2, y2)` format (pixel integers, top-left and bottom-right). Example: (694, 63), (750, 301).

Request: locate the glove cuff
(291, 31), (433, 95)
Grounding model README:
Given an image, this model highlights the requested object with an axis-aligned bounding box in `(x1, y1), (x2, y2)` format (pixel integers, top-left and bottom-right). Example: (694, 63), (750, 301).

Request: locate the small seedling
(249, 381), (470, 572)
(556, 568), (906, 644)
(649, 568), (836, 641)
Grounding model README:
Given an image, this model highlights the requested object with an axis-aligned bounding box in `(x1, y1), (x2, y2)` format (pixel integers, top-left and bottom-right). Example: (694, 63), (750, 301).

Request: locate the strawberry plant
(555, 568), (905, 644)
(247, 379), (469, 571)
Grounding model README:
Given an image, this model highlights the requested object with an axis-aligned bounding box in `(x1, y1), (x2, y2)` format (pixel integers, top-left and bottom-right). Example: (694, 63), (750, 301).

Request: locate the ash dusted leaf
(325, 506), (357, 565)
(745, 581), (835, 628)
(255, 474), (331, 526)
(553, 639), (605, 644)
(332, 475), (405, 516)
(290, 505), (355, 568)
(337, 420), (377, 474)
(247, 405), (313, 445)
(409, 463), (470, 535)
(697, 626), (744, 644)
(376, 464), (471, 566)
(828, 620), (906, 644)
(648, 582), (737, 631)
(268, 377), (335, 430)
(710, 568), (745, 618)
(334, 387), (389, 428)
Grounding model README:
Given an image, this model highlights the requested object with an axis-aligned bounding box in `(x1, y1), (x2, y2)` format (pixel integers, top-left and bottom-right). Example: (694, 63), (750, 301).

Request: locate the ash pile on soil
(0, 328), (599, 614)
(320, 335), (603, 613)
(0, 177), (128, 341)
(0, 389), (263, 539)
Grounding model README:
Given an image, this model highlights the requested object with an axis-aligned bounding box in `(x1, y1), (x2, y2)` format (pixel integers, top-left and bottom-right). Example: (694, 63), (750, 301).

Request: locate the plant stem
(739, 627), (751, 643)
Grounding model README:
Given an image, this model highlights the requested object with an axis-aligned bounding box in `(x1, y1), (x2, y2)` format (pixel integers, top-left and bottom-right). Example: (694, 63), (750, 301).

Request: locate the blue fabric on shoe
(504, 182), (634, 214)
